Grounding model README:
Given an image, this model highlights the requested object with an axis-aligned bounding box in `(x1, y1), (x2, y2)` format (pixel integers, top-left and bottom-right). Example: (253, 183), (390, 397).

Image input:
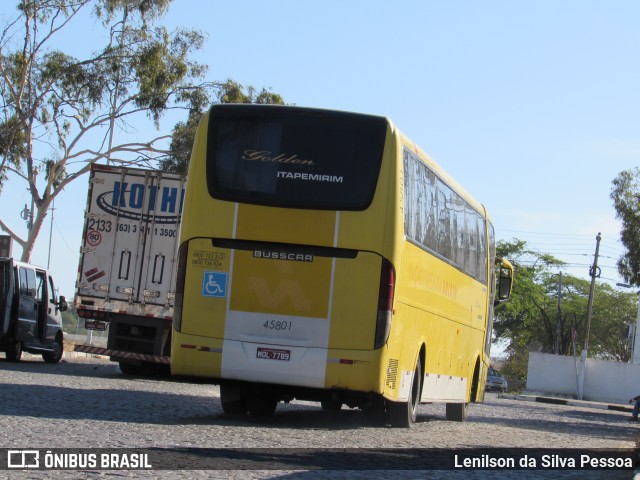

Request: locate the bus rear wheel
(247, 395), (277, 417)
(387, 356), (422, 428)
(220, 384), (248, 415)
(446, 402), (469, 422)
(320, 398), (342, 411)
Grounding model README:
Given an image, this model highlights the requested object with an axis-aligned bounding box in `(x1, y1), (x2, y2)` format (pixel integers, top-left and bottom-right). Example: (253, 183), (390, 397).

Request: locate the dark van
(0, 258), (67, 363)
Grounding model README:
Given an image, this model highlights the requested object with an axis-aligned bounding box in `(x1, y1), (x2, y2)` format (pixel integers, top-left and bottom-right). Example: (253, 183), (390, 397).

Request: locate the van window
(36, 271), (46, 302)
(19, 267), (36, 297)
(48, 276), (57, 304)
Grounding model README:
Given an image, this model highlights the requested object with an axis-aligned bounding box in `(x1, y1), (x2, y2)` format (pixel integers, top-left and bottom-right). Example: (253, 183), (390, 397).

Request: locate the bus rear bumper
(171, 330), (386, 395)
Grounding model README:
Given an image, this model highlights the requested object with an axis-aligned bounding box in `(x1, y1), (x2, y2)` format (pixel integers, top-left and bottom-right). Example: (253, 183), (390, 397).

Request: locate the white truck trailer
(74, 164), (185, 374)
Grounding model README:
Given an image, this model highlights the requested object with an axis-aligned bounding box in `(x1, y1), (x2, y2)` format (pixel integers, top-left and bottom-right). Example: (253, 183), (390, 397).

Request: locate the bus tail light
(173, 242), (188, 332)
(374, 258), (395, 349)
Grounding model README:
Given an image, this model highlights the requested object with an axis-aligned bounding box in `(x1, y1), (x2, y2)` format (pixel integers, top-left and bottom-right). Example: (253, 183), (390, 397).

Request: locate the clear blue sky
(1, 0), (638, 298)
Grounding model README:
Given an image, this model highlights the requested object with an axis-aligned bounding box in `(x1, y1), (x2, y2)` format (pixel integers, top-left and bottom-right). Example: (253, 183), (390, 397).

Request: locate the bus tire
(5, 341), (22, 362)
(320, 398), (342, 411)
(247, 395), (277, 417)
(446, 402), (469, 422)
(220, 384), (248, 415)
(387, 356), (422, 428)
(363, 397), (387, 425)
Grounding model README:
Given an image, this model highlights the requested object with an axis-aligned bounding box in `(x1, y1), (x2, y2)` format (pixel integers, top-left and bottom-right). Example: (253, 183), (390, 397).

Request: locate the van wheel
(387, 356), (422, 428)
(446, 402), (469, 422)
(42, 334), (63, 364)
(5, 341), (22, 362)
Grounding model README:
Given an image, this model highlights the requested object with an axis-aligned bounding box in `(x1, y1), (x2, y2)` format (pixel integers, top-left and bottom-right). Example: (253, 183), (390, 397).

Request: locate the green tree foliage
(611, 167), (640, 286)
(495, 239), (636, 382)
(159, 79), (286, 175)
(0, 0), (210, 261)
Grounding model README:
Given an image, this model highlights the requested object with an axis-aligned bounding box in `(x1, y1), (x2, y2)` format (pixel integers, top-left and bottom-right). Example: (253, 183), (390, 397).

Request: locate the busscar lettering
(253, 250), (313, 262)
(242, 149), (315, 166)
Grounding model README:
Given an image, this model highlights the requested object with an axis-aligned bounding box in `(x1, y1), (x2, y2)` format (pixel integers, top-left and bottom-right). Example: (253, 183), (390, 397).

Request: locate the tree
(611, 168), (640, 286)
(493, 239), (567, 355)
(494, 239), (636, 382)
(0, 0), (211, 261)
(159, 79), (286, 175)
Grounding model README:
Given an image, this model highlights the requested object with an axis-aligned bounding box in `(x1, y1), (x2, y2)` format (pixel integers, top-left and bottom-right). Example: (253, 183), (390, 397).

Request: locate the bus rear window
(206, 105), (387, 210)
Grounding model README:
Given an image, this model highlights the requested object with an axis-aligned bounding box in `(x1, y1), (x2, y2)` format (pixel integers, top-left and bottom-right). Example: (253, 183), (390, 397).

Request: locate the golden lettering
(242, 149), (315, 166)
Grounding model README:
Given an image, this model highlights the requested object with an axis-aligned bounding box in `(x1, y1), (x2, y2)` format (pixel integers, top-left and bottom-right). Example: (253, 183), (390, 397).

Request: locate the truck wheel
(42, 334), (63, 364)
(446, 402), (469, 422)
(220, 384), (248, 415)
(387, 356), (422, 428)
(119, 362), (139, 375)
(5, 341), (22, 362)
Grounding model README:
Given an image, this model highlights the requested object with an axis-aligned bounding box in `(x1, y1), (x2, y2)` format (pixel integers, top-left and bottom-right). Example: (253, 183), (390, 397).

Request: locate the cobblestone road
(0, 354), (637, 479)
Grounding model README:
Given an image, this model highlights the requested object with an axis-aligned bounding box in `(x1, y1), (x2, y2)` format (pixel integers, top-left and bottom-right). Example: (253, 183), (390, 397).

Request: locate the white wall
(526, 352), (640, 404)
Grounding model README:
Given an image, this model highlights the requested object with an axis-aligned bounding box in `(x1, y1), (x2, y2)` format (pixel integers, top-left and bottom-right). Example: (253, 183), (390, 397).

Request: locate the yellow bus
(171, 105), (513, 427)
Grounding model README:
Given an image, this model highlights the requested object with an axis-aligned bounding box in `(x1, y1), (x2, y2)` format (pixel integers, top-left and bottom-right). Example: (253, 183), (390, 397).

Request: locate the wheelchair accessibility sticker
(202, 271), (228, 298)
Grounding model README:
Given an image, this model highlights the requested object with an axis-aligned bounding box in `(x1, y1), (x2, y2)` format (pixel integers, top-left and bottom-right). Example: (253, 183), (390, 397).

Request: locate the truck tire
(42, 334), (63, 364)
(5, 341), (22, 362)
(119, 362), (139, 375)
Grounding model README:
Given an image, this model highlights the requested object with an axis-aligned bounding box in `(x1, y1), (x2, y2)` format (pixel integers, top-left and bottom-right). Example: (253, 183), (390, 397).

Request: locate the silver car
(486, 367), (508, 392)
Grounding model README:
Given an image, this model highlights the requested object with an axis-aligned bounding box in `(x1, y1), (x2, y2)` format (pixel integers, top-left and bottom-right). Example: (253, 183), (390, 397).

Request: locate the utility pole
(577, 232), (602, 400)
(47, 198), (55, 269)
(555, 272), (563, 354)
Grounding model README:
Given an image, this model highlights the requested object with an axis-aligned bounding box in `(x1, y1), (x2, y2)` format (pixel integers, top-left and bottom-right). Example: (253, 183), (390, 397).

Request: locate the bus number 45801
(263, 320), (292, 331)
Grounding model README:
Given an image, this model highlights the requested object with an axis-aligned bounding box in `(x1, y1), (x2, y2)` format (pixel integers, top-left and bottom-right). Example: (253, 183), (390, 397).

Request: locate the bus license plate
(256, 347), (290, 361)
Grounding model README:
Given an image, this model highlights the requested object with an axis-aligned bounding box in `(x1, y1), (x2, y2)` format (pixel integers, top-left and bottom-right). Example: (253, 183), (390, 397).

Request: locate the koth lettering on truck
(171, 104), (513, 426)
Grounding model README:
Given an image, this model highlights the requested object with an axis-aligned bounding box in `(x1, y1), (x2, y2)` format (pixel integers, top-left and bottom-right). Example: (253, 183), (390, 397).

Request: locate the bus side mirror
(494, 258), (513, 305)
(58, 295), (68, 312)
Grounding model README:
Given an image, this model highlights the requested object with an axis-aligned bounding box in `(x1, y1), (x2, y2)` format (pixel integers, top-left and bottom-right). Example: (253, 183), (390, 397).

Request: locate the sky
(0, 0), (639, 299)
